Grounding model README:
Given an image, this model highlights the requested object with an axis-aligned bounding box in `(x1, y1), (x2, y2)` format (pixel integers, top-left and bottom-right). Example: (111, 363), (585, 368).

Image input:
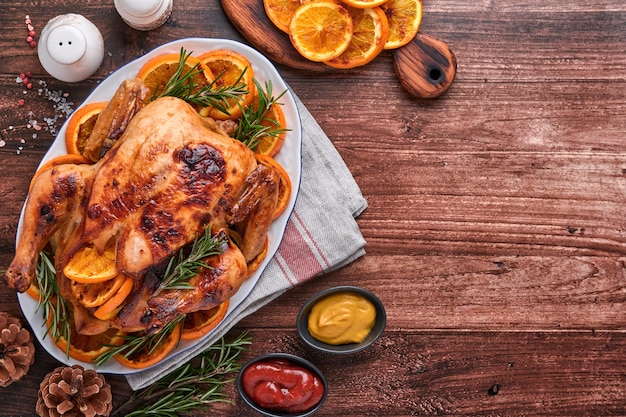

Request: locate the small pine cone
(0, 311), (35, 387)
(36, 365), (112, 417)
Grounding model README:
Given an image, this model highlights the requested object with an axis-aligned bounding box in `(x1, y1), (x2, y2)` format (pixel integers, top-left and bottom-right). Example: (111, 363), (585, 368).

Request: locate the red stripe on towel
(277, 212), (329, 285)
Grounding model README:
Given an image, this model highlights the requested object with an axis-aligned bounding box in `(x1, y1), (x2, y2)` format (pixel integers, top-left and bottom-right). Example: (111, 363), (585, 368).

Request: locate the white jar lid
(45, 24), (86, 65)
(120, 0), (163, 17)
(114, 0), (173, 31)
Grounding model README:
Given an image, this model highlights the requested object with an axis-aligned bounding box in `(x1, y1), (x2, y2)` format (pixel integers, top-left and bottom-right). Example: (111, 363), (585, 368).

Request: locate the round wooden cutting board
(220, 0), (457, 97)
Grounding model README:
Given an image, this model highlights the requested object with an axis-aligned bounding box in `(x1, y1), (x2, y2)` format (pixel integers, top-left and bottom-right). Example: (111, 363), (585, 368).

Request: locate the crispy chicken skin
(4, 164), (94, 292)
(4, 94), (280, 333)
(82, 78), (149, 162)
(69, 96), (258, 274)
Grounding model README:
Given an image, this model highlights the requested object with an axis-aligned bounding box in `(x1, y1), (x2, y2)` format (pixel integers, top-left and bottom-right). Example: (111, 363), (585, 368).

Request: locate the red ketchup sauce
(241, 358), (325, 413)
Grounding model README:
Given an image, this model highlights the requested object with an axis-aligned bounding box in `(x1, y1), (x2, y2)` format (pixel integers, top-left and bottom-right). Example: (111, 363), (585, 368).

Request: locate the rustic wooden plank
(237, 256), (626, 330)
(188, 329), (626, 416)
(0, 0), (625, 416)
(0, 329), (624, 416)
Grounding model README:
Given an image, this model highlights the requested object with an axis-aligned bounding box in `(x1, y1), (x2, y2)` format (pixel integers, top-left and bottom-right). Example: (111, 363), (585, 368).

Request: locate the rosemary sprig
(94, 315), (185, 367)
(111, 331), (252, 417)
(156, 225), (227, 294)
(182, 68), (249, 116)
(35, 250), (72, 357)
(234, 79), (290, 150)
(153, 48), (249, 116)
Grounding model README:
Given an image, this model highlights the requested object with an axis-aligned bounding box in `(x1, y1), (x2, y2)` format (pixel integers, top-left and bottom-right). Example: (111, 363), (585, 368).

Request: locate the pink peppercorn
(26, 35), (33, 42)
(18, 99), (25, 106)
(29, 30), (36, 37)
(30, 41), (37, 48)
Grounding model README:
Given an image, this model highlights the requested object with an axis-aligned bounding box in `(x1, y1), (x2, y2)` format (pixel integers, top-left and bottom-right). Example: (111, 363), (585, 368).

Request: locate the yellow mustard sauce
(307, 291), (376, 345)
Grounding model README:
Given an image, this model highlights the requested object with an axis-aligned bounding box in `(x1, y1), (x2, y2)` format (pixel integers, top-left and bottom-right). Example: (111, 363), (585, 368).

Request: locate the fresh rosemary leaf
(35, 250), (72, 357)
(94, 315), (185, 367)
(183, 68), (249, 116)
(157, 225), (227, 293)
(234, 79), (290, 150)
(153, 47), (249, 116)
(111, 331), (252, 417)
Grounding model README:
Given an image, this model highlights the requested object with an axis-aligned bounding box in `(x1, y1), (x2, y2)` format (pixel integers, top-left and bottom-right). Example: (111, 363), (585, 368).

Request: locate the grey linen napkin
(126, 94), (367, 389)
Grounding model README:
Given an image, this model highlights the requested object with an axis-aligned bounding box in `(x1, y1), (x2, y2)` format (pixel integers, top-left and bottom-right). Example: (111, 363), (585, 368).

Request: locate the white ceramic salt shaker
(114, 0), (173, 31)
(37, 14), (104, 83)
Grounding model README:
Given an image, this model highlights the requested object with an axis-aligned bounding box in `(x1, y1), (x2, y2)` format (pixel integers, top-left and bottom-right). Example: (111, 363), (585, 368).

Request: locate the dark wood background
(1, 1), (626, 415)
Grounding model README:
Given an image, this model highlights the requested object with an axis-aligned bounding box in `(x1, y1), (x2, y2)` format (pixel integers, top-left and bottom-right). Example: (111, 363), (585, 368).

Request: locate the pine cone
(0, 311), (35, 387)
(36, 365), (112, 417)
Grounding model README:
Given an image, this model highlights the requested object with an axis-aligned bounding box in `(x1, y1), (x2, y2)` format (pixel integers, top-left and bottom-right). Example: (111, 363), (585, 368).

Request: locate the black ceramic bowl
(236, 353), (328, 417)
(296, 286), (386, 354)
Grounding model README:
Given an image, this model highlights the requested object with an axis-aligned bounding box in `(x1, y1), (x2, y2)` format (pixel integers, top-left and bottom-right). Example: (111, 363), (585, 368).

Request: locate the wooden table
(1, 1), (626, 415)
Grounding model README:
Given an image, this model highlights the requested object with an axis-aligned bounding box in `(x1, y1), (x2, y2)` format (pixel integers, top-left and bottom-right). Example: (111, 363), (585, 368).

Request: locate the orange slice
(92, 275), (134, 321)
(26, 282), (40, 300)
(70, 273), (127, 308)
(289, 2), (354, 62)
(29, 154), (93, 191)
(197, 49), (256, 120)
(247, 237), (269, 276)
(49, 311), (126, 363)
(381, 0), (422, 49)
(181, 301), (229, 340)
(264, 0), (317, 33)
(136, 53), (213, 100)
(65, 102), (107, 157)
(325, 6), (390, 69)
(255, 154), (293, 220)
(340, 0), (388, 8)
(254, 103), (287, 157)
(114, 322), (182, 369)
(63, 242), (118, 284)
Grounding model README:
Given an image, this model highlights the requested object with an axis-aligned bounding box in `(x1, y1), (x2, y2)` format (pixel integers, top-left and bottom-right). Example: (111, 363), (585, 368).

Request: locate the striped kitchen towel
(126, 95), (367, 390)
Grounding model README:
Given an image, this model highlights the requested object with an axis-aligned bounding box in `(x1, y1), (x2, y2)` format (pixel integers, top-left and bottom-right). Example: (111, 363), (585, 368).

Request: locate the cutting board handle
(392, 33), (457, 99)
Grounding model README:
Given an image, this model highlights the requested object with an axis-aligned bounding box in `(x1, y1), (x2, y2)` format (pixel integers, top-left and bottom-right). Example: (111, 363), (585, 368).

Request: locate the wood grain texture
(393, 33), (458, 98)
(1, 1), (626, 416)
(220, 0), (332, 71)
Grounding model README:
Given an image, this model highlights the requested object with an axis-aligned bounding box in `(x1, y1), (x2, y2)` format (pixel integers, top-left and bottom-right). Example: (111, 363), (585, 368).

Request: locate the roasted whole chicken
(3, 82), (280, 335)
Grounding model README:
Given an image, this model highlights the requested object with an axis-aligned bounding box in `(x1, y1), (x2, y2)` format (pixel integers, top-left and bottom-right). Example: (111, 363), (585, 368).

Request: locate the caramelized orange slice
(65, 102), (107, 157)
(181, 301), (230, 340)
(255, 154), (293, 220)
(381, 0), (422, 49)
(325, 6), (390, 69)
(197, 49), (256, 120)
(289, 2), (354, 62)
(254, 103), (288, 157)
(114, 322), (182, 369)
(136, 53), (213, 100)
(63, 243), (118, 284)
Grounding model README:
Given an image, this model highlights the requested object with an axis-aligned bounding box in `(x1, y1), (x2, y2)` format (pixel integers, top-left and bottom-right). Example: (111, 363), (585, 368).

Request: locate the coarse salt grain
(11, 69), (75, 146)
(0, 140), (5, 147)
